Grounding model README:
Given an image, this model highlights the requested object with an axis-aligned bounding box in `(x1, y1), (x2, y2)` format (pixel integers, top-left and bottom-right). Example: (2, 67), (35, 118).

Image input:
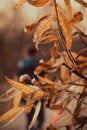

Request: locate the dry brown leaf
(29, 102), (41, 129)
(4, 107), (24, 127)
(0, 88), (17, 102)
(16, 0), (49, 8)
(25, 15), (50, 33)
(69, 11), (83, 26)
(34, 65), (44, 75)
(41, 35), (59, 44)
(16, 0), (26, 8)
(52, 3), (66, 17)
(64, 0), (73, 19)
(24, 23), (36, 32)
(75, 0), (87, 8)
(34, 16), (54, 43)
(60, 65), (70, 83)
(26, 0), (49, 7)
(13, 91), (22, 107)
(5, 77), (34, 94)
(34, 58), (54, 75)
(58, 12), (72, 50)
(42, 29), (57, 36)
(25, 90), (45, 113)
(63, 51), (87, 66)
(0, 107), (24, 123)
(37, 75), (55, 87)
(25, 97), (34, 113)
(51, 41), (59, 58)
(49, 0), (54, 7)
(33, 90), (46, 101)
(78, 62), (87, 70)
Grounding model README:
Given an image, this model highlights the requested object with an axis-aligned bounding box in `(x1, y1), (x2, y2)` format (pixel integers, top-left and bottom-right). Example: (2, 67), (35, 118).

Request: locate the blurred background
(0, 0), (87, 130)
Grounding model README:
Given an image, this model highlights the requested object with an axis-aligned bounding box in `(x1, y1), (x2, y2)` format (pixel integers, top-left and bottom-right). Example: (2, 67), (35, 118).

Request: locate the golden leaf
(0, 107), (24, 123)
(37, 75), (55, 86)
(34, 29), (59, 48)
(13, 91), (22, 107)
(32, 89), (46, 101)
(52, 3), (66, 17)
(51, 41), (59, 58)
(5, 77), (34, 94)
(34, 16), (54, 42)
(69, 11), (83, 26)
(60, 65), (70, 83)
(24, 23), (36, 32)
(4, 107), (24, 127)
(78, 62), (87, 70)
(25, 97), (34, 113)
(58, 12), (72, 50)
(16, 0), (26, 8)
(63, 51), (87, 64)
(26, 0), (49, 7)
(34, 58), (54, 75)
(25, 15), (50, 33)
(64, 0), (73, 19)
(34, 65), (45, 75)
(75, 0), (87, 8)
(25, 90), (45, 113)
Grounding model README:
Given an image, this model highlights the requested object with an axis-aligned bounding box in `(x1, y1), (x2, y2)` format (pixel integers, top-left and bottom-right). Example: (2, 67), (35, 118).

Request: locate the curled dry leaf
(35, 55), (64, 74)
(5, 77), (34, 94)
(34, 16), (54, 43)
(35, 35), (59, 50)
(69, 11), (83, 26)
(29, 102), (41, 129)
(34, 29), (59, 48)
(24, 23), (36, 32)
(34, 58), (54, 75)
(26, 0), (49, 7)
(24, 15), (50, 33)
(75, 0), (87, 8)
